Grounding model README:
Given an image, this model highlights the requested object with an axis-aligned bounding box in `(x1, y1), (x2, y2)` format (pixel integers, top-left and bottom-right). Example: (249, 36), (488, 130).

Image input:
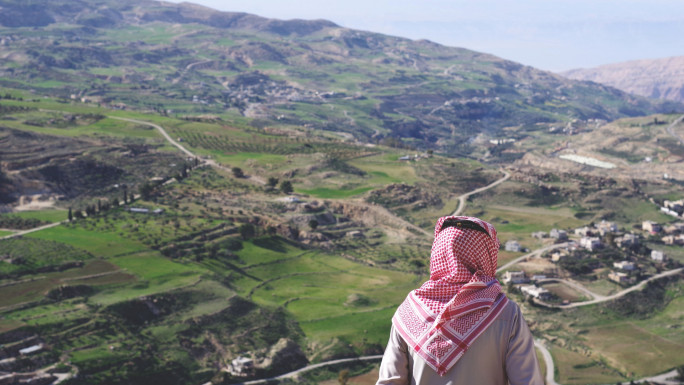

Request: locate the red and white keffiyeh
(392, 216), (509, 376)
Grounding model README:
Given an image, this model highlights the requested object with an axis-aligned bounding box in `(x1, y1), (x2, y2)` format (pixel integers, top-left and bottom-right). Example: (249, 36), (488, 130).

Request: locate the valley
(0, 1), (683, 384)
(0, 94), (682, 384)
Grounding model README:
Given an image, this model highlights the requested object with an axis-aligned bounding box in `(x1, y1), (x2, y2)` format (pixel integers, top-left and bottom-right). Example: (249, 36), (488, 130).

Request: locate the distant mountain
(562, 56), (684, 103)
(0, 0), (681, 153)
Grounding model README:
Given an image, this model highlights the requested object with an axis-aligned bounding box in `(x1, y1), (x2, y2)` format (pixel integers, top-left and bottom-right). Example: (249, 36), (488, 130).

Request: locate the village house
(663, 199), (683, 214)
(505, 240), (522, 252)
(608, 271), (636, 285)
(18, 344), (44, 356)
(642, 221), (661, 234)
(660, 206), (680, 217)
(531, 231), (547, 239)
(596, 220), (618, 235)
(613, 261), (636, 271)
(550, 250), (568, 262)
(663, 222), (684, 234)
(520, 285), (552, 300)
(227, 356), (254, 377)
(574, 226), (593, 237)
(616, 233), (640, 248)
(663, 234), (684, 246)
(531, 274), (547, 282)
(579, 237), (601, 251)
(549, 228), (568, 241)
(651, 250), (667, 262)
(503, 271), (528, 284)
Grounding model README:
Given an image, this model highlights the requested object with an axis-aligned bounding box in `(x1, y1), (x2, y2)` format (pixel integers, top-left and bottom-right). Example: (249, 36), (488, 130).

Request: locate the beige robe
(376, 300), (543, 385)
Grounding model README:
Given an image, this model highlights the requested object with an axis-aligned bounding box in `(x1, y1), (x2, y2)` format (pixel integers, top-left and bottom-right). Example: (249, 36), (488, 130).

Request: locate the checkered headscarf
(391, 216), (508, 376)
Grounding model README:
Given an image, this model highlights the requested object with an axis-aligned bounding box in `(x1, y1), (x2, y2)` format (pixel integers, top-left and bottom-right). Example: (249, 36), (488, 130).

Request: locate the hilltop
(0, 0), (681, 154)
(562, 56), (684, 103)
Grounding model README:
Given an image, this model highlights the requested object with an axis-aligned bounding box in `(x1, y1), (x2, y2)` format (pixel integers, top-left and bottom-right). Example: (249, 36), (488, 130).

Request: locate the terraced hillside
(0, 91), (682, 385)
(0, 0), (680, 154)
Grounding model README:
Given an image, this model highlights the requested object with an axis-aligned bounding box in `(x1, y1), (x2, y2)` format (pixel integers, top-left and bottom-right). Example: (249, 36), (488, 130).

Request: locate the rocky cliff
(562, 56), (684, 103)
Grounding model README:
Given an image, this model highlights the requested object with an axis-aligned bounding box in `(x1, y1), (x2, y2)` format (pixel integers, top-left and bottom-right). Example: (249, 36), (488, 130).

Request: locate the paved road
(0, 221), (65, 240)
(539, 267), (683, 309)
(496, 242), (570, 273)
(111, 116), (197, 158)
(452, 169), (510, 216)
(636, 369), (680, 384)
(534, 340), (560, 385)
(112, 116), (266, 184)
(665, 114), (684, 145)
(204, 355), (384, 385)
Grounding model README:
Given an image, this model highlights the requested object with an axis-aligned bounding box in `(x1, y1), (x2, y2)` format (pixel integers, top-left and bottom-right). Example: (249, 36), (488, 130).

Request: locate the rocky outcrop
(562, 56), (684, 103)
(257, 338), (308, 376)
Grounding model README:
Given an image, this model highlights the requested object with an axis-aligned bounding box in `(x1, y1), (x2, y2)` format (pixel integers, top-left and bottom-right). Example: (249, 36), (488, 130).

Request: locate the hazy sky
(165, 0), (684, 72)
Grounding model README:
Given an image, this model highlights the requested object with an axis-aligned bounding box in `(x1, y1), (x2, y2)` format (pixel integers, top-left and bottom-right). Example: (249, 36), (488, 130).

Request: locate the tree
(308, 219), (318, 230)
(232, 167), (244, 178)
(267, 177), (279, 188)
(338, 369), (349, 385)
(68, 207), (73, 222)
(139, 183), (154, 200)
(280, 180), (293, 194)
(239, 223), (256, 240)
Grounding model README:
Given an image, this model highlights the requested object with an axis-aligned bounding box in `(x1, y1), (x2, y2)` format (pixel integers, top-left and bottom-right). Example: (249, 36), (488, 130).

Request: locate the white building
(550, 229), (568, 241)
(642, 221), (661, 234)
(574, 226), (593, 236)
(616, 233), (639, 247)
(608, 271), (635, 284)
(596, 220), (618, 235)
(613, 261), (636, 271)
(503, 271), (528, 284)
(551, 251), (567, 262)
(651, 250), (666, 262)
(505, 240), (522, 252)
(580, 237), (601, 251)
(520, 285), (552, 300)
(228, 356), (254, 377)
(19, 344), (44, 356)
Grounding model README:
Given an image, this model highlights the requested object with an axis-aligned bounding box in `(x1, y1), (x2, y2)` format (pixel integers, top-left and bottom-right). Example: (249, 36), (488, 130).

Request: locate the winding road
(110, 116), (266, 184)
(665, 114), (684, 145)
(534, 340), (560, 385)
(452, 169), (510, 216)
(496, 242), (569, 273)
(538, 267), (683, 309)
(7, 114), (683, 385)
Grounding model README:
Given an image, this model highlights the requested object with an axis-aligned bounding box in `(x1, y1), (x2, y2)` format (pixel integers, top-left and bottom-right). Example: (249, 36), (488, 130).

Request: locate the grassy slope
(1, 91), (683, 383)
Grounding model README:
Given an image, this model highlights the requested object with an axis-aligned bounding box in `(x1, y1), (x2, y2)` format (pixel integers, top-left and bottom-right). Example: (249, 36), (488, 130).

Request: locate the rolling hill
(0, 0), (680, 155)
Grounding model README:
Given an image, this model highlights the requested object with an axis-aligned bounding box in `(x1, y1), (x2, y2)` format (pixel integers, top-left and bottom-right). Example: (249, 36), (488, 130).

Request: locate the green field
(0, 88), (682, 384)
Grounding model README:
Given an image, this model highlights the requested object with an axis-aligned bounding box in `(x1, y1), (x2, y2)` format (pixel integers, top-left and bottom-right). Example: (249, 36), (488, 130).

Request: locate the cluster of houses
(644, 220), (684, 245)
(544, 219), (681, 285)
(505, 217), (683, 301)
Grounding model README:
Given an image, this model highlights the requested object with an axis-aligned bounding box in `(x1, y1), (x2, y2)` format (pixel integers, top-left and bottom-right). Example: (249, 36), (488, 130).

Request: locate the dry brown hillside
(562, 56), (684, 103)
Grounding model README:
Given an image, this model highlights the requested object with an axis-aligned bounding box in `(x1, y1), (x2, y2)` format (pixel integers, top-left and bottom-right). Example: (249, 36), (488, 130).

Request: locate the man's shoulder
(496, 296), (524, 323)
